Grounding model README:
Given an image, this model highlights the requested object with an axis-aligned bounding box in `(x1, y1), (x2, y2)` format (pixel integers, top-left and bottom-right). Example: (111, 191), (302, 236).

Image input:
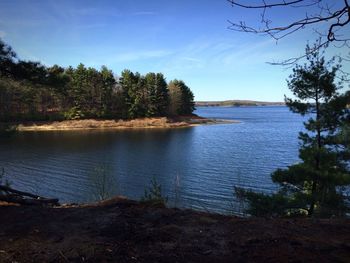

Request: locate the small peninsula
(14, 115), (236, 131)
(0, 40), (200, 129)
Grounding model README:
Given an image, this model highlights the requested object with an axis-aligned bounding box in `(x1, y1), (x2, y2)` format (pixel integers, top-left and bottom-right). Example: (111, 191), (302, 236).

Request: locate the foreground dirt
(0, 198), (349, 263)
(13, 116), (235, 131)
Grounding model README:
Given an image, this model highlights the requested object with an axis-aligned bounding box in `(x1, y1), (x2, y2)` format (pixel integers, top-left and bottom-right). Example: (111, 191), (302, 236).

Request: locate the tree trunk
(310, 86), (322, 216)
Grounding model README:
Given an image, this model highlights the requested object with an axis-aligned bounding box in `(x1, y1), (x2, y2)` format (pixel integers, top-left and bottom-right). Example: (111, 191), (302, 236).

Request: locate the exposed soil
(0, 198), (349, 263)
(12, 116), (236, 132)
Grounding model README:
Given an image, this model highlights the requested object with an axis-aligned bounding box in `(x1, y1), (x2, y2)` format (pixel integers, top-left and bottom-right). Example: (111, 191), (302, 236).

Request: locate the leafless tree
(227, 0), (350, 65)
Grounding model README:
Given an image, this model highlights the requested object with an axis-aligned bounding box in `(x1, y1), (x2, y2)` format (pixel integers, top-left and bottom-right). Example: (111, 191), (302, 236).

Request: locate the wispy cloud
(70, 7), (98, 16)
(114, 50), (171, 62)
(74, 23), (107, 29)
(0, 17), (47, 28)
(82, 49), (172, 69)
(69, 7), (121, 17)
(0, 30), (6, 38)
(181, 57), (202, 63)
(132, 11), (156, 16)
(158, 37), (288, 77)
(220, 39), (276, 66)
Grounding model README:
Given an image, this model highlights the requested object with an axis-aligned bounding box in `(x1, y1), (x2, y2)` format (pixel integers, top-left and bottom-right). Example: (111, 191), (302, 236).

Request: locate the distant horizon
(195, 99), (285, 103)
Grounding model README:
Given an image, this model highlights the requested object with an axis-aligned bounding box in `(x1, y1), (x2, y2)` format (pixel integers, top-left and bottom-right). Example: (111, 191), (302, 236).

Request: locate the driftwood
(0, 185), (59, 206)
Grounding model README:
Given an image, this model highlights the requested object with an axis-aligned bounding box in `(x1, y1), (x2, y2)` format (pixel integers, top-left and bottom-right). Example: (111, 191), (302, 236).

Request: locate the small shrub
(89, 164), (117, 201)
(141, 177), (168, 207)
(234, 187), (309, 217)
(173, 174), (181, 208)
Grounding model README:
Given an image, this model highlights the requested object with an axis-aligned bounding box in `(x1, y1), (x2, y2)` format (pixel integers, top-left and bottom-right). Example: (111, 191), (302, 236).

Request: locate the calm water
(0, 106), (305, 214)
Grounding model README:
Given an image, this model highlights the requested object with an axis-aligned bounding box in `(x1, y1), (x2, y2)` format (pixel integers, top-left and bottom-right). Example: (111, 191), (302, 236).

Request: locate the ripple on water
(0, 106), (306, 213)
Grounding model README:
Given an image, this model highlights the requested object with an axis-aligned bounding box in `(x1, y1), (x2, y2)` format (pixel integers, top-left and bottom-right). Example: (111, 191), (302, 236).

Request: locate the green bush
(64, 106), (85, 120)
(141, 177), (168, 207)
(234, 187), (309, 217)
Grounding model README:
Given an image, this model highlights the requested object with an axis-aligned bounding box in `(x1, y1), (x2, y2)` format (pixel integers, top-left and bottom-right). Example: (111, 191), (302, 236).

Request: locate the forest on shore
(0, 38), (195, 122)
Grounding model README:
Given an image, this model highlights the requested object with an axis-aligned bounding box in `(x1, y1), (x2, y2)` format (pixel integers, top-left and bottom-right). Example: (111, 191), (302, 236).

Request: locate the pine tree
(274, 45), (350, 216)
(68, 63), (88, 119)
(119, 70), (145, 119)
(155, 73), (169, 116)
(168, 80), (195, 115)
(100, 66), (116, 117)
(240, 44), (350, 217)
(179, 80), (195, 115)
(145, 72), (158, 117)
(168, 80), (182, 116)
(0, 38), (17, 78)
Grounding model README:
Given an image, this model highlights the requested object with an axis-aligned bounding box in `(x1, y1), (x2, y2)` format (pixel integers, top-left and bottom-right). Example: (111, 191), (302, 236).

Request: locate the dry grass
(17, 118), (188, 131)
(15, 116), (236, 131)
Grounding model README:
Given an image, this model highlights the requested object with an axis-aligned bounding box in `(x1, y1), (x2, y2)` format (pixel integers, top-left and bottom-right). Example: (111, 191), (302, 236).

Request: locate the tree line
(0, 39), (195, 122)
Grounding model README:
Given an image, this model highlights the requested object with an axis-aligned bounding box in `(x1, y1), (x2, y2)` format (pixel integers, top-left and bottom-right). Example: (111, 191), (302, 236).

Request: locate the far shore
(195, 100), (285, 107)
(9, 115), (238, 132)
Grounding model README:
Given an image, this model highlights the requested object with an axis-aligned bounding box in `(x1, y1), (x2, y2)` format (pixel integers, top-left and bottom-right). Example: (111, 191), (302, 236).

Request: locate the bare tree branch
(227, 0), (350, 70)
(267, 39), (329, 66)
(228, 0), (307, 9)
(227, 0), (350, 57)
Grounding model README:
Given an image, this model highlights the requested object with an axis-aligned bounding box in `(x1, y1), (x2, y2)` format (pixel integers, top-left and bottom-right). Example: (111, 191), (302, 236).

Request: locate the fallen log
(0, 194), (59, 206)
(0, 185), (43, 199)
(0, 185), (59, 206)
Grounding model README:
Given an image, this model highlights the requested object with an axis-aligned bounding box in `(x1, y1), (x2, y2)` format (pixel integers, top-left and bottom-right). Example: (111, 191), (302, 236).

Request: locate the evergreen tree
(145, 72), (158, 117)
(100, 66), (116, 117)
(168, 80), (195, 115)
(168, 80), (182, 116)
(145, 72), (169, 117)
(155, 73), (169, 116)
(134, 73), (147, 117)
(47, 65), (70, 95)
(179, 80), (195, 115)
(68, 63), (88, 119)
(0, 38), (17, 77)
(119, 69), (142, 119)
(239, 44), (350, 217)
(85, 67), (102, 116)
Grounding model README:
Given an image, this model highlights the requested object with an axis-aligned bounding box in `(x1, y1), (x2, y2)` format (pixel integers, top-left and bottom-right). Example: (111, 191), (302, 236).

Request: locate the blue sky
(0, 0), (349, 101)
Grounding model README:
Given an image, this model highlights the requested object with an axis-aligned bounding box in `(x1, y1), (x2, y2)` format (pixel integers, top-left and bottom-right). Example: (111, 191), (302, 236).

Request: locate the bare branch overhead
(227, 0), (350, 42)
(227, 0), (350, 65)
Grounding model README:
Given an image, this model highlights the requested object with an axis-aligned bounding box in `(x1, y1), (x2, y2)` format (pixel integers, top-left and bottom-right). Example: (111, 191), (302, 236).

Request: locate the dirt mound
(1, 198), (349, 262)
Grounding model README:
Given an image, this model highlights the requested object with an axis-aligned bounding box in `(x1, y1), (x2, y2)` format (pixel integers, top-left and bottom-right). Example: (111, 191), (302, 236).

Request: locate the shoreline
(9, 116), (238, 132)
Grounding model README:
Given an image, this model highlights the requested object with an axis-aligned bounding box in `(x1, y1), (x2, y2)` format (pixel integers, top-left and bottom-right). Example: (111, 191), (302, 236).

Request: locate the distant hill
(195, 100), (285, 107)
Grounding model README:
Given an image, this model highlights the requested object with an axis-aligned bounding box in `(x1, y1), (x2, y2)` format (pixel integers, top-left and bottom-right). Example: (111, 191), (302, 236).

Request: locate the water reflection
(0, 107), (304, 213)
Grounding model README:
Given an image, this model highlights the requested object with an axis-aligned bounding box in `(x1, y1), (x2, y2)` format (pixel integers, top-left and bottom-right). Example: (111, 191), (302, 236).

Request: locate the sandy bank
(13, 116), (238, 131)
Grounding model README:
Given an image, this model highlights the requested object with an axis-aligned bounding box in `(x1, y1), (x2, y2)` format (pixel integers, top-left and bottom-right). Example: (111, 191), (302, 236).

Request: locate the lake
(0, 106), (305, 214)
